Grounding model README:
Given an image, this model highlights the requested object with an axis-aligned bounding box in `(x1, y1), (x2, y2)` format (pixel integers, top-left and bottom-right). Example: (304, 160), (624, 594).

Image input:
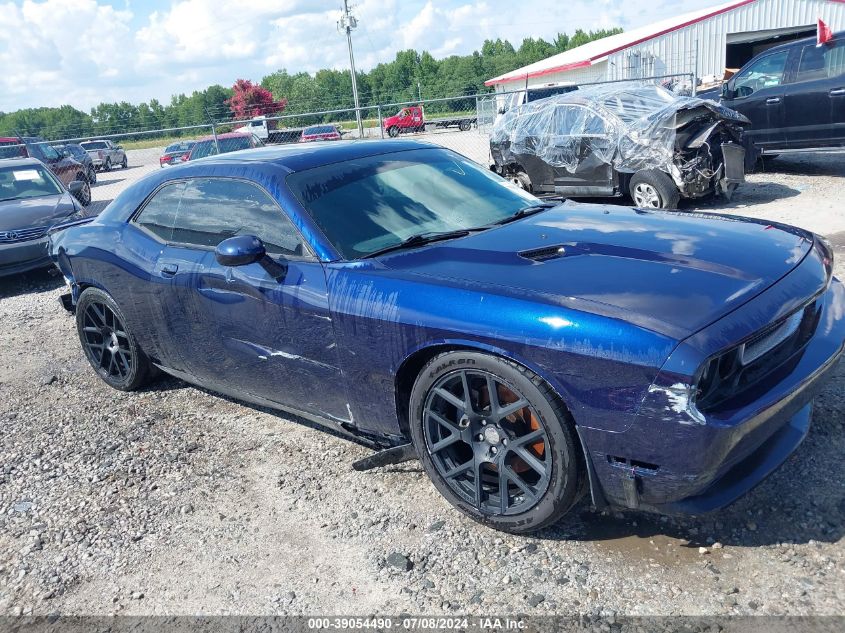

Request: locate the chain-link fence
(0, 72), (695, 218)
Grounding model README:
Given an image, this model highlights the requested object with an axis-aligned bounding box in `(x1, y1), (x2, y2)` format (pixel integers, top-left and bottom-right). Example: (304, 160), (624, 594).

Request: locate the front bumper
(582, 275), (845, 514)
(0, 237), (52, 277)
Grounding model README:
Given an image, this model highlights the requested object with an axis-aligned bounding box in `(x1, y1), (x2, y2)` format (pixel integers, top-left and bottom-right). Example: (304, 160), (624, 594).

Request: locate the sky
(0, 0), (722, 113)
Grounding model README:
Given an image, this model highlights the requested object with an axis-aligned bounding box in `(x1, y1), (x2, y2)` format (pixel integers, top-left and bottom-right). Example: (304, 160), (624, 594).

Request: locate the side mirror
(68, 180), (85, 195)
(116, 145), (123, 150)
(721, 83), (735, 100)
(216, 235), (288, 281)
(215, 235), (266, 267)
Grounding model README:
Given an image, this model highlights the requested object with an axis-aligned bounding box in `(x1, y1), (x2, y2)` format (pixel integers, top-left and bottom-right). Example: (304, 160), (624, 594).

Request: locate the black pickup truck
(720, 30), (845, 156)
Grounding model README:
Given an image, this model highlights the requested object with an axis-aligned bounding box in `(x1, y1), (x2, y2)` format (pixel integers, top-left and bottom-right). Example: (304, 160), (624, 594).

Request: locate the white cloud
(1, 0), (721, 113)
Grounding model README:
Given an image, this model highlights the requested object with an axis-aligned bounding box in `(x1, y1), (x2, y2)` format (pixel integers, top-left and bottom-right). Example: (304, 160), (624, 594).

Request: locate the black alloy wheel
(75, 288), (152, 391)
(410, 351), (583, 533)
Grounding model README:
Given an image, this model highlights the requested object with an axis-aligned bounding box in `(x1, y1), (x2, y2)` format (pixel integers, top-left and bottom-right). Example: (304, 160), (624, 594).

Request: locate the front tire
(409, 351), (583, 533)
(509, 170), (532, 192)
(86, 166), (96, 184)
(630, 169), (680, 209)
(121, 155), (128, 169)
(76, 288), (153, 391)
(459, 120), (471, 132)
(388, 126), (399, 138)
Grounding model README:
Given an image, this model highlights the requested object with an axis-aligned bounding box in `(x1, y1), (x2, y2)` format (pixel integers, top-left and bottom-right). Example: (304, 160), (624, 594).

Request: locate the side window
(796, 42), (845, 82)
(135, 182), (186, 241)
(553, 105), (586, 134)
(732, 50), (789, 98)
(583, 112), (609, 136)
(171, 178), (308, 256)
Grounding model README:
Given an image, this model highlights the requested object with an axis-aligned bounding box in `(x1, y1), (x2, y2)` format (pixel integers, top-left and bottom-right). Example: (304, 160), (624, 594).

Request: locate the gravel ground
(0, 150), (843, 617)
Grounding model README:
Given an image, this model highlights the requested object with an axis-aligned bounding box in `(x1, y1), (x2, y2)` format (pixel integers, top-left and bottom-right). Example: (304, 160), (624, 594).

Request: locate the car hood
(0, 194), (78, 231)
(376, 203), (814, 340)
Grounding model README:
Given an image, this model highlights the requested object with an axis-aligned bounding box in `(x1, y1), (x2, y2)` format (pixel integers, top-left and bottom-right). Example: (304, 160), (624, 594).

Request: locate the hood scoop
(519, 244), (567, 262)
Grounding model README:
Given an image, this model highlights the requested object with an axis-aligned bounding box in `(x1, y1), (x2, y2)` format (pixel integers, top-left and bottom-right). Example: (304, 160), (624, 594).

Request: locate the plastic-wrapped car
(490, 83), (750, 209)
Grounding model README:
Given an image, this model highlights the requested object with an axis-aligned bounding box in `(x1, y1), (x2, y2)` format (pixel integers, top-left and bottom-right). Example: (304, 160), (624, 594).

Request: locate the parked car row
(159, 132), (264, 167)
(0, 130), (272, 277)
(0, 158), (90, 276)
(156, 125), (348, 167)
(0, 136), (93, 206)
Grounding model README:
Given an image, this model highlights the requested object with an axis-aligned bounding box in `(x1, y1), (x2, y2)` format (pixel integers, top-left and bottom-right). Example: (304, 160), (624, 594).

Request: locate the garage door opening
(726, 25), (816, 69)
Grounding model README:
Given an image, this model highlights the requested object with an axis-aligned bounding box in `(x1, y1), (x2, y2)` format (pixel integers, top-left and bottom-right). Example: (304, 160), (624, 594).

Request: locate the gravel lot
(0, 146), (843, 618)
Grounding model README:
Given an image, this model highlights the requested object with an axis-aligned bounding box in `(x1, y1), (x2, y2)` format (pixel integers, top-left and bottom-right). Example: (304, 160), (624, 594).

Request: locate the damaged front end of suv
(490, 83), (751, 209)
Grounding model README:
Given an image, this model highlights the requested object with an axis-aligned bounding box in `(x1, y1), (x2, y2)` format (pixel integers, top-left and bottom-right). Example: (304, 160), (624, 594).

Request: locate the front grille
(0, 226), (48, 244)
(697, 300), (819, 413)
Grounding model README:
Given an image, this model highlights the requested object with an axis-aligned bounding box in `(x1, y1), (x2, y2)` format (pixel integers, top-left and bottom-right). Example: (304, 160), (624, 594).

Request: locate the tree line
(0, 29), (621, 141)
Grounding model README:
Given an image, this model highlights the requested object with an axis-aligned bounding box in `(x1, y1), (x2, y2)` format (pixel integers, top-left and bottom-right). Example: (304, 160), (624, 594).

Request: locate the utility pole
(339, 1), (364, 138)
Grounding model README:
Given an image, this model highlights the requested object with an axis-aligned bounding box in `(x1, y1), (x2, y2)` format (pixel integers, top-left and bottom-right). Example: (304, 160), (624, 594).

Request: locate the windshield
(287, 148), (540, 259)
(0, 141), (25, 159)
(191, 136), (251, 160)
(304, 126), (336, 135)
(81, 141), (107, 150)
(0, 164), (63, 201)
(165, 141), (195, 153)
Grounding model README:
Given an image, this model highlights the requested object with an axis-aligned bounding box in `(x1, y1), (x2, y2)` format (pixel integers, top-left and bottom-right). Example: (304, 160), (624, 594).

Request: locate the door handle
(765, 97), (781, 105)
(160, 263), (178, 277)
(830, 88), (845, 96)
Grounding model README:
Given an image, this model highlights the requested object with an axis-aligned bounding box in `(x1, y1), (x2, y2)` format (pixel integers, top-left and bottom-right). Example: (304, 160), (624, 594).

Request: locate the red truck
(382, 106), (476, 137)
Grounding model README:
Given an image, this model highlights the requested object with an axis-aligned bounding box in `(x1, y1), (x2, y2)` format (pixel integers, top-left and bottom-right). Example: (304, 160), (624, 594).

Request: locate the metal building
(485, 0), (845, 92)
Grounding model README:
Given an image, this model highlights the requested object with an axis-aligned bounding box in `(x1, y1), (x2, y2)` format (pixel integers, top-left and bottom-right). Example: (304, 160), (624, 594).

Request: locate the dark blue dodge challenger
(49, 141), (844, 533)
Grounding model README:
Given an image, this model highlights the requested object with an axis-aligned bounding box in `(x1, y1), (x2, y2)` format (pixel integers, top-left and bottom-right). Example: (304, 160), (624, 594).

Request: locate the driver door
(722, 49), (791, 149)
(133, 176), (350, 422)
(551, 105), (615, 196)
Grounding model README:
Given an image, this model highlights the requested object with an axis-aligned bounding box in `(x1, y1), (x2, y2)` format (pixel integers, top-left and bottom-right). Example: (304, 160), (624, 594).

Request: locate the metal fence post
(693, 40), (699, 97)
(377, 105), (384, 139)
(204, 108), (220, 154)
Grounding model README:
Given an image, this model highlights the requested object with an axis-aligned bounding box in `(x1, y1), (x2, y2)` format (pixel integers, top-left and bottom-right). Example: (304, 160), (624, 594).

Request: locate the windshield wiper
(363, 229), (471, 259)
(491, 201), (559, 227)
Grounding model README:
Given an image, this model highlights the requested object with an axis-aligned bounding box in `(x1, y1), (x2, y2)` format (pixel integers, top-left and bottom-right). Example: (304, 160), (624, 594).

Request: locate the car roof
(196, 132), (251, 142)
(0, 157), (43, 168)
(762, 30), (844, 55)
(193, 139), (438, 172)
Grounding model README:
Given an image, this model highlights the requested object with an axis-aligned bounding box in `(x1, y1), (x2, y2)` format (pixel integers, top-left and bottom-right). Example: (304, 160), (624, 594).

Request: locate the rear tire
(75, 288), (153, 391)
(630, 169), (680, 209)
(459, 120), (471, 132)
(86, 166), (96, 184)
(103, 158), (112, 172)
(409, 351), (583, 533)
